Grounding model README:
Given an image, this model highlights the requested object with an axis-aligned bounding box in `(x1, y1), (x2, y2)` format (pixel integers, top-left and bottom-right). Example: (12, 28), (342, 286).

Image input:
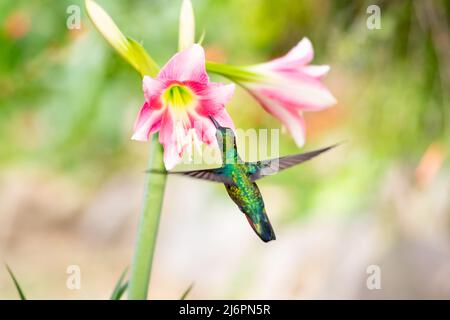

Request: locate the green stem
(206, 61), (260, 83)
(128, 134), (167, 299)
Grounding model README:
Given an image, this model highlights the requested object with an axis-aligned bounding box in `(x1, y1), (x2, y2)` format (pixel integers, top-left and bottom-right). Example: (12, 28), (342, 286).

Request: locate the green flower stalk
(85, 0), (165, 299)
(128, 135), (166, 299)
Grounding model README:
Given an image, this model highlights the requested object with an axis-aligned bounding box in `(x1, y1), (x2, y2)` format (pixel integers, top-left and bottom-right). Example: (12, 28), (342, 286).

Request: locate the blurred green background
(0, 0), (449, 299)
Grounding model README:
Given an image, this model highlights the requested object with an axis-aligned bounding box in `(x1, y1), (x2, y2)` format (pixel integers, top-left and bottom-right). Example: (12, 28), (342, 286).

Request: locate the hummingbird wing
(146, 168), (235, 185)
(248, 144), (338, 182)
(176, 168), (235, 185)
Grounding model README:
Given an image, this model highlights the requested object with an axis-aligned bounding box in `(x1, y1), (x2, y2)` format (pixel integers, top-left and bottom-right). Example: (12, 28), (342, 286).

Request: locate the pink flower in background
(244, 37), (336, 146)
(132, 44), (235, 169)
(208, 37), (336, 146)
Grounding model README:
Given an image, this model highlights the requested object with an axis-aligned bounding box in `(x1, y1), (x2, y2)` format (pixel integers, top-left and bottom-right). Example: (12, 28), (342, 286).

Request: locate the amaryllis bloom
(132, 44), (235, 170)
(207, 37), (336, 147)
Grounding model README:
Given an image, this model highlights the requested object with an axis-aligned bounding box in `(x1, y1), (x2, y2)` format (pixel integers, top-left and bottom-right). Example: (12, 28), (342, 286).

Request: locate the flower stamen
(162, 84), (196, 110)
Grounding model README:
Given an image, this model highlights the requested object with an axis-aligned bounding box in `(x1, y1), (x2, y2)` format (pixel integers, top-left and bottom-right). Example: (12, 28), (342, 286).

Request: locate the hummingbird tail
(245, 211), (276, 243)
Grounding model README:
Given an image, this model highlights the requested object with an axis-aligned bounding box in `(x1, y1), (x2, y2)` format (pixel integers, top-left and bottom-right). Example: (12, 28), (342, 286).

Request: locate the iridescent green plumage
(210, 118), (275, 242)
(159, 117), (337, 242)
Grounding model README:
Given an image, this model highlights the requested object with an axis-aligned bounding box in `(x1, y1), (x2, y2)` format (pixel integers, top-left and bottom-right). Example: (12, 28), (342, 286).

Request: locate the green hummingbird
(154, 116), (337, 242)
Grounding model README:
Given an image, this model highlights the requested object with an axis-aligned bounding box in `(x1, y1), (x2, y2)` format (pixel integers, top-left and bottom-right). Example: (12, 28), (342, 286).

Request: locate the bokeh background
(1, 0), (449, 299)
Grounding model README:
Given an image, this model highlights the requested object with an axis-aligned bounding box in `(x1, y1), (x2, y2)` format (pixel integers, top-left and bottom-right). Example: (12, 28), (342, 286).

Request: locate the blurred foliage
(0, 0), (449, 221)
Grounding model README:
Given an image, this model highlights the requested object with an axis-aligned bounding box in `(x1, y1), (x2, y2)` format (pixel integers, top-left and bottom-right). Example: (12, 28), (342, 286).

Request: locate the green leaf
(126, 37), (160, 77)
(178, 0), (196, 51)
(85, 0), (159, 77)
(180, 283), (194, 300)
(5, 264), (26, 300)
(197, 29), (206, 45)
(110, 267), (129, 300)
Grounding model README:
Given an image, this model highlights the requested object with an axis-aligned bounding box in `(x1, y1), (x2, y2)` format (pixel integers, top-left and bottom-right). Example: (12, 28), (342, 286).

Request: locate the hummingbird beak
(209, 115), (221, 129)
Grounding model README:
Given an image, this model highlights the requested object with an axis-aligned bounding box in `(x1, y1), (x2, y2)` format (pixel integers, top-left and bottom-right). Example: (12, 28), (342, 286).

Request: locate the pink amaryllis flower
(132, 44), (235, 169)
(207, 37), (336, 147)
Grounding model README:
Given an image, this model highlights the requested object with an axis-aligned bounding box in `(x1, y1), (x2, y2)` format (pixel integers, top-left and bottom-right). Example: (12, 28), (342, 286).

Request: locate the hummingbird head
(209, 115), (235, 150)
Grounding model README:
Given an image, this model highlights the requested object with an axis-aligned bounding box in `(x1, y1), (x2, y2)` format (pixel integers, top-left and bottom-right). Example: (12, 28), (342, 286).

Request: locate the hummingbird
(153, 116), (338, 242)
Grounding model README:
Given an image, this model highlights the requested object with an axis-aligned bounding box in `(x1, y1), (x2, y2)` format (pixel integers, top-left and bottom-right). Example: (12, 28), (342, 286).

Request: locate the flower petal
(142, 76), (166, 107)
(188, 113), (217, 146)
(158, 44), (208, 83)
(302, 65), (330, 78)
(212, 108), (235, 129)
(195, 82), (235, 115)
(259, 37), (314, 71)
(283, 37), (314, 65)
(158, 111), (183, 169)
(131, 102), (164, 141)
(203, 83), (235, 105)
(250, 72), (336, 111)
(187, 108), (235, 149)
(163, 143), (182, 170)
(253, 95), (306, 147)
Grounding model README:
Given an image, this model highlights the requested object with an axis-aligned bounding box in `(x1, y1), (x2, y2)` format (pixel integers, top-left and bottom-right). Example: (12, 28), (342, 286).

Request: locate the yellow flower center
(162, 84), (196, 111)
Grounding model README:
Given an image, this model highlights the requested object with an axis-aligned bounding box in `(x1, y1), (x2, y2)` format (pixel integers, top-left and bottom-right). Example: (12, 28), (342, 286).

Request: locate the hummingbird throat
(219, 134), (239, 164)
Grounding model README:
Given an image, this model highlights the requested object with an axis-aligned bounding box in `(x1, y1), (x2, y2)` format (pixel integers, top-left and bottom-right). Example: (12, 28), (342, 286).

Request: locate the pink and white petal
(158, 112), (182, 169)
(301, 65), (330, 78)
(132, 103), (164, 141)
(182, 80), (208, 94)
(252, 74), (336, 111)
(261, 37), (314, 71)
(158, 44), (208, 83)
(283, 79), (337, 109)
(158, 110), (174, 146)
(163, 143), (182, 170)
(188, 113), (217, 146)
(253, 95), (306, 147)
(281, 109), (306, 147)
(196, 83), (235, 115)
(212, 108), (235, 130)
(142, 76), (166, 107)
(196, 100), (224, 116)
(202, 83), (235, 105)
(133, 101), (151, 132)
(283, 37), (314, 65)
